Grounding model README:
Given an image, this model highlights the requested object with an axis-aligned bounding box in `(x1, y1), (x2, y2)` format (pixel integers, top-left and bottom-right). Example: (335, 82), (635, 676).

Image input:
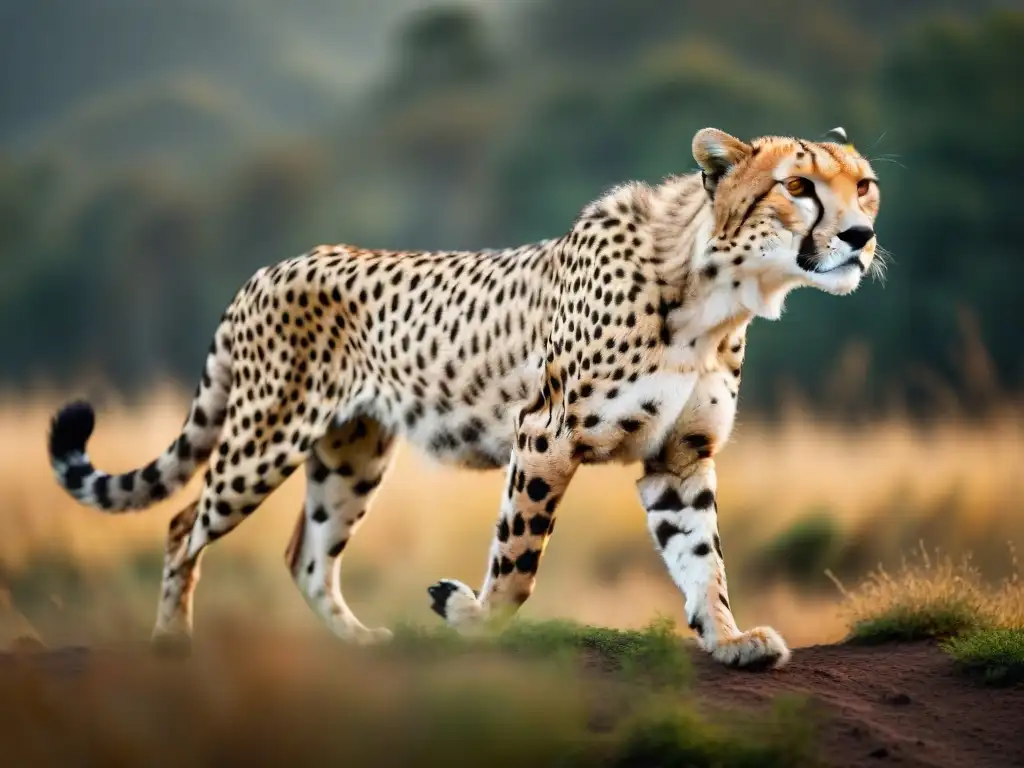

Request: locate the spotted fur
(48, 127), (881, 668)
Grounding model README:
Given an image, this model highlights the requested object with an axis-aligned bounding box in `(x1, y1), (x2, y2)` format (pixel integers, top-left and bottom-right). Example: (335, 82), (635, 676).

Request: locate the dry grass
(828, 542), (1024, 643)
(0, 386), (1022, 649)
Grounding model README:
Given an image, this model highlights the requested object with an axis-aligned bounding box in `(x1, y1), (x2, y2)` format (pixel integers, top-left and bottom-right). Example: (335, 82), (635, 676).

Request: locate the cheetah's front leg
(428, 413), (578, 633)
(638, 451), (790, 670)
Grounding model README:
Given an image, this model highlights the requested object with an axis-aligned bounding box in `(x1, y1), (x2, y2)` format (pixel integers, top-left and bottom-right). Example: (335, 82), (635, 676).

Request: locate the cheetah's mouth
(796, 250), (864, 275)
(815, 256), (865, 275)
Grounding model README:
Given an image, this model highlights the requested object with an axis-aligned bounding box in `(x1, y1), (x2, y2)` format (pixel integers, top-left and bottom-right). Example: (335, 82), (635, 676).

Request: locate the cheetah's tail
(47, 315), (234, 513)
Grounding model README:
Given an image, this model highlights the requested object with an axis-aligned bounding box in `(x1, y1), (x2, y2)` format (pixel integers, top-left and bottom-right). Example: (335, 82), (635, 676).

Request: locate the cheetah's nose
(837, 226), (874, 250)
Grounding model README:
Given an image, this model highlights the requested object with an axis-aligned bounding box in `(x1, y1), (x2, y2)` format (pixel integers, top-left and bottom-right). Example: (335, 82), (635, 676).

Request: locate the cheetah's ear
(823, 126), (856, 152)
(692, 128), (752, 196)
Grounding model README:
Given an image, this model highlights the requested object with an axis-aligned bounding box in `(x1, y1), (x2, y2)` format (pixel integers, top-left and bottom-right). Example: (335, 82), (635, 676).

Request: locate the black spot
(149, 483), (169, 501)
(649, 487), (684, 512)
(683, 434), (711, 450)
(176, 435), (192, 460)
(515, 549), (541, 574)
(92, 475), (112, 508)
(512, 513), (526, 536)
(654, 520), (684, 548)
(119, 472), (136, 493)
(353, 475), (383, 496)
(535, 436), (548, 453)
(311, 505), (329, 523)
(713, 533), (724, 559)
(688, 616), (705, 637)
(327, 540), (347, 558)
(683, 433), (714, 459)
(528, 514), (552, 536)
(64, 464), (90, 492)
(692, 489), (716, 510)
(526, 477), (550, 502)
(141, 461), (161, 485)
(311, 462), (331, 483)
(692, 542), (712, 557)
(427, 581), (458, 618)
(619, 418), (642, 433)
(497, 518), (510, 542)
(719, 593), (730, 609)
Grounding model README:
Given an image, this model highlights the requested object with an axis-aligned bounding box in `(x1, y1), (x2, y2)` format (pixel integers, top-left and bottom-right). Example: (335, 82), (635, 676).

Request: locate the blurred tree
(220, 146), (331, 271)
(355, 4), (510, 249)
(0, 2), (1020, 419)
(378, 3), (499, 104)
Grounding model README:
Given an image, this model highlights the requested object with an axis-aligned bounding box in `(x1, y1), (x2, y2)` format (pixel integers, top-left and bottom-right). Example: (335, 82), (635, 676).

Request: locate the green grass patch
(846, 600), (986, 644)
(597, 694), (824, 768)
(388, 616), (692, 686)
(943, 628), (1024, 686)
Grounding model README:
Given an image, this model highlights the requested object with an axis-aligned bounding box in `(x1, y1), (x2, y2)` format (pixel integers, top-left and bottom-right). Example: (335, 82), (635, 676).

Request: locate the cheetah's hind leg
(285, 417), (397, 645)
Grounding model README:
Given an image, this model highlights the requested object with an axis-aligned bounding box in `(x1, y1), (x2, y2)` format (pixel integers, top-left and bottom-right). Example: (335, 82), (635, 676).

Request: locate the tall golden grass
(0, 385), (1021, 650)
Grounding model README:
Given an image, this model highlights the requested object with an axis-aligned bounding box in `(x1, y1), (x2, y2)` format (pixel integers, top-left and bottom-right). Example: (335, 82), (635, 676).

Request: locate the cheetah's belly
(349, 362), (538, 472)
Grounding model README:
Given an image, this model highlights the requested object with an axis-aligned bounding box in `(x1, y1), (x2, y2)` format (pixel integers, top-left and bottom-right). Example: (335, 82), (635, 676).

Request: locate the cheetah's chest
(572, 371), (700, 466)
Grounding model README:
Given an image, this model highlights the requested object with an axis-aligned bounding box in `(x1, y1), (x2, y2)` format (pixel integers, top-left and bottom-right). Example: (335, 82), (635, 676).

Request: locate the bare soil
(691, 640), (1024, 768)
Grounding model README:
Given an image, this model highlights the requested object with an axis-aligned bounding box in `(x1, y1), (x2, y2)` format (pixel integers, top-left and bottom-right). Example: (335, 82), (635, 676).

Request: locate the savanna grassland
(0, 388), (1020, 649)
(0, 392), (1022, 767)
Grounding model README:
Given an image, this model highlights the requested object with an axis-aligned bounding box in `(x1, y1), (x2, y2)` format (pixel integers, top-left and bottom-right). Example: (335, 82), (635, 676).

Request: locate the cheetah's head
(692, 127), (882, 302)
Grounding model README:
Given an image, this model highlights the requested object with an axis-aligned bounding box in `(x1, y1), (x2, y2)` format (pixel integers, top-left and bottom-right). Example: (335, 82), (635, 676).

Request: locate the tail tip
(49, 400), (96, 461)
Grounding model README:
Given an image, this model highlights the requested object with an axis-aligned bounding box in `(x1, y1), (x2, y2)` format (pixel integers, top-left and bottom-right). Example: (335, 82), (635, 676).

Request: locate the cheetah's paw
(427, 579), (485, 633)
(710, 626), (791, 670)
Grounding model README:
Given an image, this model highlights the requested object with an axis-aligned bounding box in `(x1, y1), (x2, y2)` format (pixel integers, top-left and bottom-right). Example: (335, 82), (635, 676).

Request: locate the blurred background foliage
(1, 0), (1022, 417)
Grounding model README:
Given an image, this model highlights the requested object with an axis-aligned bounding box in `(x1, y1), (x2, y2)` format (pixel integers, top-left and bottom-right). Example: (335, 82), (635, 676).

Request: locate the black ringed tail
(47, 315), (234, 513)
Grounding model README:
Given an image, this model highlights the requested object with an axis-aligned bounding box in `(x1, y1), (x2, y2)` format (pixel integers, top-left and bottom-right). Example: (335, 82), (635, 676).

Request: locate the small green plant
(829, 541), (1024, 644)
(943, 628), (1024, 686)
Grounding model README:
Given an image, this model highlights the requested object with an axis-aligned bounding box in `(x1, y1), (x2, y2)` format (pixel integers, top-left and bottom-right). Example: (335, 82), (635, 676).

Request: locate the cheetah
(47, 126), (882, 669)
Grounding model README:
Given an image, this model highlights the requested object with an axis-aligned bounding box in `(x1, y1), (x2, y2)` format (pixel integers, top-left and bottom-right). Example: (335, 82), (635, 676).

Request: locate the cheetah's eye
(857, 179), (874, 196)
(784, 177), (812, 197)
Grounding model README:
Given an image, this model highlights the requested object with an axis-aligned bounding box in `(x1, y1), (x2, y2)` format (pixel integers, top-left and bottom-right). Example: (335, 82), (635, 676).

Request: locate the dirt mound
(691, 640), (1024, 768)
